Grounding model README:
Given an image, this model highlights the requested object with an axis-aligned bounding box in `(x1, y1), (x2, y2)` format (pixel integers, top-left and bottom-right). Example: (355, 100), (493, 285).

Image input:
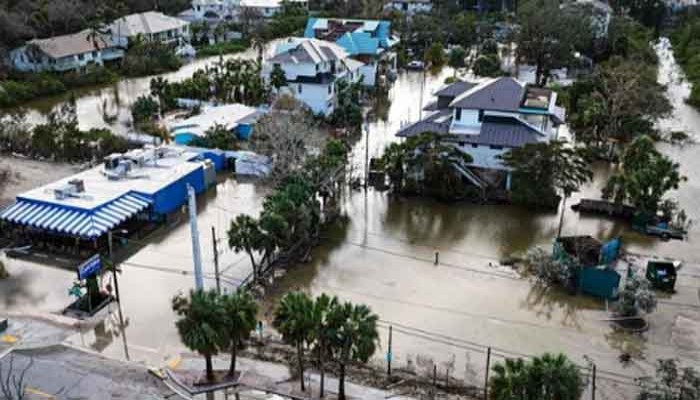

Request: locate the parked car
(406, 60), (425, 70)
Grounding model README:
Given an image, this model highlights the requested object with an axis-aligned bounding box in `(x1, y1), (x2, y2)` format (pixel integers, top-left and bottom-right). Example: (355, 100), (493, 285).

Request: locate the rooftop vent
(54, 179), (89, 200)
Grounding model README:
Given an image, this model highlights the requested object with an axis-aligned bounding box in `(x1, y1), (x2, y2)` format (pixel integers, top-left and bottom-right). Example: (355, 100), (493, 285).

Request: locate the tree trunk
(248, 251), (257, 282)
(228, 340), (238, 378)
(319, 345), (325, 397)
(338, 363), (346, 400)
(205, 353), (215, 383)
(557, 195), (568, 238)
(298, 342), (306, 391)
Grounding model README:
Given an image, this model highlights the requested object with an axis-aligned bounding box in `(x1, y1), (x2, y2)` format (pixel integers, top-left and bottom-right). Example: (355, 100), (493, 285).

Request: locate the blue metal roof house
(0, 146), (221, 243)
(304, 18), (399, 86)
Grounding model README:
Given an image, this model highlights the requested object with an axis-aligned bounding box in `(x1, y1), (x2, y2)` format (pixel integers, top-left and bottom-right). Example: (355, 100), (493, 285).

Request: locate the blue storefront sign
(77, 254), (102, 280)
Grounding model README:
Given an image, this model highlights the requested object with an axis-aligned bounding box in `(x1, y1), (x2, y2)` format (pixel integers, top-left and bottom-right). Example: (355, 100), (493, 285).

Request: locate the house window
(298, 84), (303, 94)
(78, 54), (84, 60)
(478, 110), (484, 122)
(471, 144), (478, 148)
(459, 142), (465, 147)
(316, 64), (319, 72)
(328, 85), (332, 94)
(489, 145), (503, 150)
(455, 108), (462, 120)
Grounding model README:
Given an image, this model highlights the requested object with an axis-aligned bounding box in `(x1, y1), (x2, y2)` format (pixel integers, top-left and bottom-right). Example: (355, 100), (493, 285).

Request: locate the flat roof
(17, 146), (203, 211)
(169, 104), (261, 138)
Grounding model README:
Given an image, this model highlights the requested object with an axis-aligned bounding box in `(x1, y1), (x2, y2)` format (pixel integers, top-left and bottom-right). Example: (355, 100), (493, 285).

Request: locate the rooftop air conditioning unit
(68, 179), (85, 193)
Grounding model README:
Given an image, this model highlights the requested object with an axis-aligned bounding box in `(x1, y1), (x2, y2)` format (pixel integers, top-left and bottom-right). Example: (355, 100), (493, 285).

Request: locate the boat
(570, 199), (636, 219)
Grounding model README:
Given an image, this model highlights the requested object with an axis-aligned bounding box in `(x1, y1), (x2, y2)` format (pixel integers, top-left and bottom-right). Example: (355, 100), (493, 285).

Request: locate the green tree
(189, 123), (239, 150)
(330, 80), (363, 130)
(473, 54), (502, 77)
(516, 0), (593, 86)
(221, 289), (258, 377)
(637, 359), (700, 400)
(448, 46), (467, 76)
(311, 293), (339, 397)
(228, 214), (265, 282)
(500, 141), (592, 210)
(327, 301), (379, 400)
(130, 96), (159, 124)
(489, 353), (583, 400)
(425, 42), (446, 67)
(172, 289), (224, 383)
(602, 135), (685, 216)
(273, 291), (315, 392)
(270, 64), (287, 92)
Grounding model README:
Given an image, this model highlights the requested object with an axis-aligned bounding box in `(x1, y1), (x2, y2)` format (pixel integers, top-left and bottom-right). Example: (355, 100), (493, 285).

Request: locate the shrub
(473, 54), (501, 77)
(121, 42), (182, 77)
(196, 39), (249, 57)
(131, 96), (160, 123)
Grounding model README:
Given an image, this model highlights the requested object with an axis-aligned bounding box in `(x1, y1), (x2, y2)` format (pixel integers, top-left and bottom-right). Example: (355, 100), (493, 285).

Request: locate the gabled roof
(109, 11), (188, 38)
(27, 30), (117, 59)
(434, 80), (478, 98)
(449, 77), (525, 112)
(269, 37), (348, 65)
(396, 110), (452, 137)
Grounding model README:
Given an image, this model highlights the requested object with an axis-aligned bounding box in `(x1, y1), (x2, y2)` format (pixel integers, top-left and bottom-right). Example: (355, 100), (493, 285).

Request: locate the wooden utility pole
(484, 347), (491, 400)
(108, 231), (121, 303)
(591, 364), (596, 400)
(211, 226), (221, 294)
(387, 325), (393, 376)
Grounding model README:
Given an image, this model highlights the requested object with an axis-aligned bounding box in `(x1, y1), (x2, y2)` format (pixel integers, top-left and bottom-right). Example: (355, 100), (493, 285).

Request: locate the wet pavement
(0, 38), (699, 400)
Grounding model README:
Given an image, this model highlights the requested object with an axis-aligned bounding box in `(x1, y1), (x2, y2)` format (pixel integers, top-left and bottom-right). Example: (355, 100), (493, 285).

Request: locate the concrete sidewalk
(173, 355), (417, 400)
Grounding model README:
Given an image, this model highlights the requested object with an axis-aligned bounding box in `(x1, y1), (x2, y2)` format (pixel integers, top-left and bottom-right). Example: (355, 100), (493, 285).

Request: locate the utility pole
(387, 325), (393, 376)
(591, 364), (596, 400)
(211, 226), (221, 295)
(187, 184), (204, 290)
(364, 120), (370, 190)
(108, 231), (121, 303)
(484, 347), (491, 400)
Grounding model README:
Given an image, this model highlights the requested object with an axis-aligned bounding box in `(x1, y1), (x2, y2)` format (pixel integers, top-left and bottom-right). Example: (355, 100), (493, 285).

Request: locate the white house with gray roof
(107, 11), (190, 46)
(262, 37), (364, 115)
(397, 77), (565, 189)
(384, 0), (433, 14)
(10, 30), (124, 73)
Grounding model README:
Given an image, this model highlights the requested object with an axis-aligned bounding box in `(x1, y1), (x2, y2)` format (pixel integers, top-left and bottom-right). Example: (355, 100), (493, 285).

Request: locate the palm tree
(172, 289), (225, 383)
(228, 214), (264, 282)
(327, 301), (380, 400)
(221, 290), (258, 378)
(311, 294), (339, 397)
(273, 291), (315, 392)
(489, 353), (582, 400)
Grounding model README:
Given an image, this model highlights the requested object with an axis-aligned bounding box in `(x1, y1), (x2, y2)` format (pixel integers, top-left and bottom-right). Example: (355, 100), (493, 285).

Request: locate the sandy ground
(0, 156), (81, 208)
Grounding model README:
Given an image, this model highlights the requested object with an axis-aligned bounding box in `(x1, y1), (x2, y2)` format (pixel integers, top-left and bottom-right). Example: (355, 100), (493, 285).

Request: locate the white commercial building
(263, 37), (364, 116)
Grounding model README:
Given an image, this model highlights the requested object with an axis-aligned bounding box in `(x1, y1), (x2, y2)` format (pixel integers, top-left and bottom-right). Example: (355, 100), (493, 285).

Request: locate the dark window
(316, 64), (319, 72)
(478, 110), (484, 121)
(328, 85), (332, 94)
(471, 144), (478, 148)
(298, 84), (303, 94)
(459, 142), (465, 147)
(455, 108), (462, 120)
(489, 145), (503, 150)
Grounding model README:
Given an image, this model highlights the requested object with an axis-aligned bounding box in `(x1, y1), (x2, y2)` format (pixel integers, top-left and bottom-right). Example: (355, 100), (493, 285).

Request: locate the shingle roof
(269, 38), (348, 64)
(396, 110), (452, 137)
(449, 77), (525, 112)
(434, 80), (477, 97)
(28, 30), (117, 59)
(397, 114), (541, 147)
(109, 11), (188, 38)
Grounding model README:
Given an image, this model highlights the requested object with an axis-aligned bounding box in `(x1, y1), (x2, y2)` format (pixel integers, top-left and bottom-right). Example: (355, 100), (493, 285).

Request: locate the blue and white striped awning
(0, 193), (152, 239)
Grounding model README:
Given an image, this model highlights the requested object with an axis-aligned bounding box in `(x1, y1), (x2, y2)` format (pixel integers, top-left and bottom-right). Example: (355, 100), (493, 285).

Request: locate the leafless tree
(250, 103), (327, 186)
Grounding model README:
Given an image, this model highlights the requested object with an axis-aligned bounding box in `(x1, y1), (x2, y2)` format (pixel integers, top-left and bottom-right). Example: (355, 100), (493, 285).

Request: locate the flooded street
(1, 38), (699, 398)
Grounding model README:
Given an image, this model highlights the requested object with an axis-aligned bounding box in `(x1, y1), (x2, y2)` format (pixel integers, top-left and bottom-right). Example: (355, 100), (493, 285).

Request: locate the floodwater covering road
(1, 39), (699, 399)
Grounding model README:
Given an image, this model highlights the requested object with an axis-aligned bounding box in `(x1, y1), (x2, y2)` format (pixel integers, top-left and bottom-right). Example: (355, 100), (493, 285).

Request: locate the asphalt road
(0, 344), (181, 400)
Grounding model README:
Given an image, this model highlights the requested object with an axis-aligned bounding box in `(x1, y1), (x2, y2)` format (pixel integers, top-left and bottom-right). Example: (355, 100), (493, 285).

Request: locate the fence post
(484, 347), (491, 400)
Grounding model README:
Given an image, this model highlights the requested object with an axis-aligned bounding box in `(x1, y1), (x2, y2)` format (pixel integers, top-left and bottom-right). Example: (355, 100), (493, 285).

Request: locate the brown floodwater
(1, 38), (699, 399)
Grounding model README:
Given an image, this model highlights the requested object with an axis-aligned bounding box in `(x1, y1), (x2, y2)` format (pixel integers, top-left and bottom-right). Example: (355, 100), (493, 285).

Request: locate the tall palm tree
(311, 294), (339, 398)
(327, 302), (380, 400)
(228, 214), (264, 282)
(172, 289), (225, 383)
(273, 291), (315, 392)
(489, 353), (582, 400)
(221, 290), (258, 378)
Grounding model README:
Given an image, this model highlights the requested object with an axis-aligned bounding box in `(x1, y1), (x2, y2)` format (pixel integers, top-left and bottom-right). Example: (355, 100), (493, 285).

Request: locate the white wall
(279, 83), (335, 115)
(10, 46), (124, 72)
(388, 1), (432, 14)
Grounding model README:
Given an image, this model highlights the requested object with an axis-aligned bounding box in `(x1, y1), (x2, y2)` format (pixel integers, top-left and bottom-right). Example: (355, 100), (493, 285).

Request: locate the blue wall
(146, 164), (206, 215)
(236, 124), (253, 140)
(174, 133), (197, 145)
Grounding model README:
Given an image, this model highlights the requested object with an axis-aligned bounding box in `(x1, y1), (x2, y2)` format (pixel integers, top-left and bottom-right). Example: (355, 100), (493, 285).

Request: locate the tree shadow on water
(521, 282), (603, 329)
